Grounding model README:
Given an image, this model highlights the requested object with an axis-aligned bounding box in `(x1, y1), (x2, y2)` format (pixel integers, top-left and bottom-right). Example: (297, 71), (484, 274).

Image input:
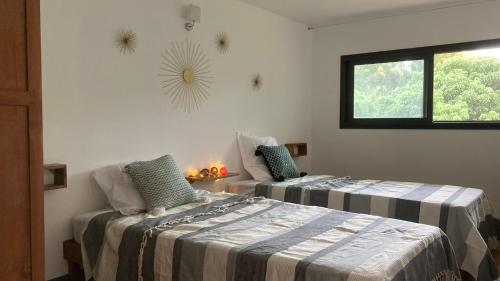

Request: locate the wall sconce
(184, 4), (201, 31)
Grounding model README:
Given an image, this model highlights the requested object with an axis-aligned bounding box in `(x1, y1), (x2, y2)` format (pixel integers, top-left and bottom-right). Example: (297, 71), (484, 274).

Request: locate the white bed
(229, 176), (500, 281)
(227, 180), (260, 195)
(78, 192), (460, 281)
(72, 209), (112, 244)
(71, 190), (211, 243)
(227, 176), (332, 196)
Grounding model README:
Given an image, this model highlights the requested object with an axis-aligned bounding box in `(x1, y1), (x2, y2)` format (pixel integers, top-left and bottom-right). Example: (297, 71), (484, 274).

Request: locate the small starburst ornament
(115, 29), (137, 54)
(215, 32), (229, 54)
(252, 74), (263, 91)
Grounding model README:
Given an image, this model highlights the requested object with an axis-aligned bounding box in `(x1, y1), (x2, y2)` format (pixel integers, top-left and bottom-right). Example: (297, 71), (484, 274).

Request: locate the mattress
(250, 175), (500, 281)
(227, 180), (260, 195)
(72, 209), (113, 244)
(80, 192), (460, 281)
(72, 191), (212, 244)
(227, 177), (338, 196)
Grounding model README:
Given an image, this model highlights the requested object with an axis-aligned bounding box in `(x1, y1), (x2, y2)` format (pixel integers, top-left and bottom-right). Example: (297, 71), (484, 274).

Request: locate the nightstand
(187, 173), (240, 193)
(186, 172), (239, 183)
(227, 180), (258, 196)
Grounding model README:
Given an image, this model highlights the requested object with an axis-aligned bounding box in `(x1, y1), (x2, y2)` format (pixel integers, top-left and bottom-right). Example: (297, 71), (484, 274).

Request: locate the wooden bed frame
(63, 239), (498, 281)
(63, 240), (85, 281)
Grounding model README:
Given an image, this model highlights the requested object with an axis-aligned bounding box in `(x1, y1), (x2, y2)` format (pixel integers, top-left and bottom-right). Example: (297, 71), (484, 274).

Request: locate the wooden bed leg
(460, 270), (475, 281)
(494, 250), (500, 273)
(67, 260), (84, 281)
(63, 240), (85, 281)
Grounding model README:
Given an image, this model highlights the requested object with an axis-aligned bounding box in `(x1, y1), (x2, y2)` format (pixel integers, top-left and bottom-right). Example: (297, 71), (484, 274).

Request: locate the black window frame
(340, 38), (500, 129)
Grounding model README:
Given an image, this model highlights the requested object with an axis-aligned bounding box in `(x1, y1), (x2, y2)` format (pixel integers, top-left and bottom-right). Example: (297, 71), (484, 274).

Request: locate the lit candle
(220, 166), (228, 176)
(210, 166), (219, 176)
(187, 168), (199, 178)
(200, 168), (210, 178)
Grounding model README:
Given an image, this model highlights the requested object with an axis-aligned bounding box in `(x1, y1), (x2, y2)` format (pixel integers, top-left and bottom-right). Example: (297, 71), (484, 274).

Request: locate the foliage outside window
(433, 49), (500, 122)
(353, 60), (424, 119)
(340, 39), (500, 129)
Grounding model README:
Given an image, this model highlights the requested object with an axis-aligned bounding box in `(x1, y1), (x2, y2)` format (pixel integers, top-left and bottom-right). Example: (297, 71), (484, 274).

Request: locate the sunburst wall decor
(252, 74), (263, 91)
(160, 40), (212, 113)
(115, 29), (137, 54)
(215, 32), (229, 54)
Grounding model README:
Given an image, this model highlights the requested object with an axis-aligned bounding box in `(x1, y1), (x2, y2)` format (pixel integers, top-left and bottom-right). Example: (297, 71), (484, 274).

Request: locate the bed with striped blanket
(79, 192), (460, 281)
(250, 175), (500, 281)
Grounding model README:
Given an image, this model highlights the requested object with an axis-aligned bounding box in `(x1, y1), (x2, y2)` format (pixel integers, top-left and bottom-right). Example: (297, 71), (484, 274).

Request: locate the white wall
(41, 0), (312, 279)
(312, 2), (500, 212)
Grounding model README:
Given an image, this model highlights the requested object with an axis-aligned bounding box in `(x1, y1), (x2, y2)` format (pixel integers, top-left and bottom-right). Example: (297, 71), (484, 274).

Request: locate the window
(340, 39), (500, 129)
(353, 60), (425, 119)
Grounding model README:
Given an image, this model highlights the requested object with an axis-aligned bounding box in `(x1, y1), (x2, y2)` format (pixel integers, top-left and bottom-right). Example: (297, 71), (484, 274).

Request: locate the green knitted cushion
(255, 145), (302, 181)
(125, 155), (196, 210)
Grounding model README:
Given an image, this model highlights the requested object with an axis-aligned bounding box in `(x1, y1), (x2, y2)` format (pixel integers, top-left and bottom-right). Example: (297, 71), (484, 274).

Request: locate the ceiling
(238, 0), (490, 28)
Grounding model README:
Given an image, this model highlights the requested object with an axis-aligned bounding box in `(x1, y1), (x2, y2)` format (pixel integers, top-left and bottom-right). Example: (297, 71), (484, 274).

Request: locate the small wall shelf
(186, 172), (239, 183)
(44, 163), (67, 191)
(284, 143), (307, 157)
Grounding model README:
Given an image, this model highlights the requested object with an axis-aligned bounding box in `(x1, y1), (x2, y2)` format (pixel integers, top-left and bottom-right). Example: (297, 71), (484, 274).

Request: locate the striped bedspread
(254, 175), (500, 281)
(80, 192), (460, 281)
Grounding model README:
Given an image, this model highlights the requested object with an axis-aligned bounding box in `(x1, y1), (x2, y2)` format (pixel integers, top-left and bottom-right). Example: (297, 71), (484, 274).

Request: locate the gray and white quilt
(80, 192), (460, 281)
(254, 175), (500, 281)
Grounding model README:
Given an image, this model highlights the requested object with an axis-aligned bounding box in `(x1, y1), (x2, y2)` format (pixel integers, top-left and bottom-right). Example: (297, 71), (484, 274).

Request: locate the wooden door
(0, 0), (44, 280)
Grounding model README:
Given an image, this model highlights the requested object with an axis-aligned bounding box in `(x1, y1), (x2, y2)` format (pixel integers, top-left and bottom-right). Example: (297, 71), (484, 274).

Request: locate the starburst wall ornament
(160, 40), (213, 113)
(115, 29), (137, 54)
(215, 32), (229, 54)
(252, 74), (263, 91)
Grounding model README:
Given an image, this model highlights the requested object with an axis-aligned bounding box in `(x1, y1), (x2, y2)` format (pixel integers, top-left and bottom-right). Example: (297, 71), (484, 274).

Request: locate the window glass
(433, 48), (500, 121)
(353, 60), (425, 119)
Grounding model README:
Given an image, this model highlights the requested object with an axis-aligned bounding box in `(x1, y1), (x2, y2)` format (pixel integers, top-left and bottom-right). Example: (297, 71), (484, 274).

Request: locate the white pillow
(91, 164), (146, 213)
(237, 132), (278, 181)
